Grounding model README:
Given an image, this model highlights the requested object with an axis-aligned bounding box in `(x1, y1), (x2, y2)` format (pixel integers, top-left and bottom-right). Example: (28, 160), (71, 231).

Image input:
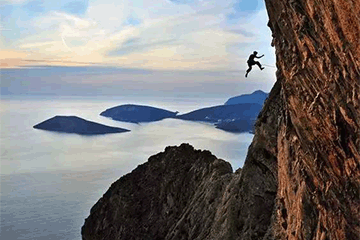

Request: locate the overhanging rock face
(264, 0), (360, 239)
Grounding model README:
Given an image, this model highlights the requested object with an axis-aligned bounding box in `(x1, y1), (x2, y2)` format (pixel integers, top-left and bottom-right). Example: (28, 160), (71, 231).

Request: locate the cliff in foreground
(82, 144), (236, 239)
(82, 0), (359, 239)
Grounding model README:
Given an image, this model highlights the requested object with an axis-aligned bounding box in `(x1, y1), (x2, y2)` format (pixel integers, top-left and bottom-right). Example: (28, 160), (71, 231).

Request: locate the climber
(245, 51), (265, 77)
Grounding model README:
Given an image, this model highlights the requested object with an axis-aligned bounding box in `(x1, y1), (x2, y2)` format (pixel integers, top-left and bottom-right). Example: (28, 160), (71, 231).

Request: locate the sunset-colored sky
(1, 0), (276, 96)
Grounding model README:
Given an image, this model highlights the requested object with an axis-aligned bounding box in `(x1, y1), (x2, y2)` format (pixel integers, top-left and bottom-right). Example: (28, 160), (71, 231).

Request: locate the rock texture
(82, 0), (360, 239)
(81, 144), (235, 240)
(264, 0), (360, 239)
(33, 116), (130, 135)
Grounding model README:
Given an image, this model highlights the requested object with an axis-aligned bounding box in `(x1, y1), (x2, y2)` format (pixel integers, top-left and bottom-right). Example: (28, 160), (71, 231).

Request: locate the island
(100, 104), (178, 123)
(224, 90), (268, 105)
(212, 90), (268, 132)
(33, 116), (130, 135)
(98, 92), (267, 133)
(215, 118), (255, 133)
(175, 103), (262, 127)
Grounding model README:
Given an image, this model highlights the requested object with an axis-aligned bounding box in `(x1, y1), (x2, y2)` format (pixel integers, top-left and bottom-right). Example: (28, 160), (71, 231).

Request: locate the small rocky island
(33, 116), (130, 135)
(100, 104), (178, 123)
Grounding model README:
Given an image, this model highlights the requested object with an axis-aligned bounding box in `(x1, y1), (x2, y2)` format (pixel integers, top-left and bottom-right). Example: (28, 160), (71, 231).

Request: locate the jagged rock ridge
(81, 144), (235, 240)
(82, 0), (359, 239)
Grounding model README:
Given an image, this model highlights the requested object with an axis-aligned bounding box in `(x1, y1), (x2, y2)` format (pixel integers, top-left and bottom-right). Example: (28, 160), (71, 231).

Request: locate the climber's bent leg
(255, 61), (264, 70)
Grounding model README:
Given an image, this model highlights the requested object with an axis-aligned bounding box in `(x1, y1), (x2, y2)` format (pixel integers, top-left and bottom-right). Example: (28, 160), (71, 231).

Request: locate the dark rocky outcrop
(81, 144), (234, 240)
(100, 104), (178, 123)
(225, 90), (268, 105)
(33, 116), (130, 135)
(82, 0), (360, 239)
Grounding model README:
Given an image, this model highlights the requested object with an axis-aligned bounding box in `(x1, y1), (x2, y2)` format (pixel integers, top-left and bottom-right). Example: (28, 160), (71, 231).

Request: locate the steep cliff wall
(82, 0), (359, 239)
(264, 0), (360, 239)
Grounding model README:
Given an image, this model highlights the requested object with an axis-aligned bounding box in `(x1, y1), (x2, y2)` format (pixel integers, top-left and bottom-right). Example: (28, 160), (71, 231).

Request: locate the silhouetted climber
(245, 51), (264, 77)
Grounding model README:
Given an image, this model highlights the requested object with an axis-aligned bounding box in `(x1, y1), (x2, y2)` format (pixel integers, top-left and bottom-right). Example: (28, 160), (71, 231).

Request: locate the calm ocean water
(0, 95), (254, 240)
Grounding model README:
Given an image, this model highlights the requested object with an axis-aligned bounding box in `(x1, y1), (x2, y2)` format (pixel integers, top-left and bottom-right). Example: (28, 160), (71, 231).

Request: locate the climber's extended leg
(255, 61), (264, 70)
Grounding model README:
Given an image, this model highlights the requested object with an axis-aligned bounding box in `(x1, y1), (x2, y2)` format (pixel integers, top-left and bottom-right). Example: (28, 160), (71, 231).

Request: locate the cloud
(168, 0), (194, 4)
(1, 0), (275, 73)
(1, 0), (88, 14)
(0, 50), (28, 59)
(0, 0), (28, 4)
(54, 12), (95, 28)
(0, 50), (29, 68)
(107, 39), (177, 57)
(0, 22), (12, 31)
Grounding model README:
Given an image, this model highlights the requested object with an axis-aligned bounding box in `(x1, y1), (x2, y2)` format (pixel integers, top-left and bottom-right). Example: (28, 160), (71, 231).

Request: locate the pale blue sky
(1, 0), (276, 97)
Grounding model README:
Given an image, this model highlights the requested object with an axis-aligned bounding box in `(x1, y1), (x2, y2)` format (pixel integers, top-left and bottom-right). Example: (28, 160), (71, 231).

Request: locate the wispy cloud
(1, 0), (274, 71)
(0, 0), (29, 4)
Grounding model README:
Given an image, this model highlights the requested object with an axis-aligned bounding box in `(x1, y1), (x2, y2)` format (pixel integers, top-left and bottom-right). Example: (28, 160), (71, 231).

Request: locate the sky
(0, 0), (276, 97)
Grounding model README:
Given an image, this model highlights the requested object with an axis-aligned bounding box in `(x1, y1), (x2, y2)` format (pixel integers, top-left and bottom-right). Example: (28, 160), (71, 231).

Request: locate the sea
(0, 95), (254, 240)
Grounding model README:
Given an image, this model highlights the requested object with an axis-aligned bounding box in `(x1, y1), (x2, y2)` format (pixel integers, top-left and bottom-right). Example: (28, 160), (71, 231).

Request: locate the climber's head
(253, 51), (258, 55)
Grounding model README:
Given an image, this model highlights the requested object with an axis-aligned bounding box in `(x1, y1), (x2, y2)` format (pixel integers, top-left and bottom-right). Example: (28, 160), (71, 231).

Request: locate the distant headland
(224, 90), (268, 105)
(175, 103), (262, 122)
